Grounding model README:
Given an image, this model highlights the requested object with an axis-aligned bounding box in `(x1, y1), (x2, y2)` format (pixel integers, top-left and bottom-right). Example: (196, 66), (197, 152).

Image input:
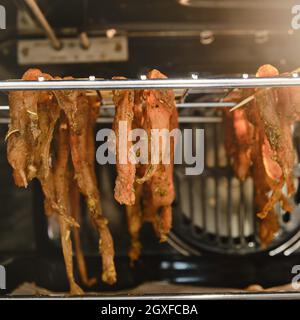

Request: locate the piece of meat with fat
(136, 70), (176, 184)
(54, 87), (116, 285)
(69, 175), (97, 287)
(124, 91), (145, 264)
(69, 91), (99, 286)
(6, 90), (31, 187)
(125, 183), (143, 264)
(22, 69), (44, 140)
(112, 77), (136, 206)
(223, 89), (255, 181)
(7, 71), (60, 187)
(7, 73), (81, 293)
(138, 70), (178, 241)
(251, 65), (294, 219)
(52, 114), (83, 295)
(223, 64), (294, 244)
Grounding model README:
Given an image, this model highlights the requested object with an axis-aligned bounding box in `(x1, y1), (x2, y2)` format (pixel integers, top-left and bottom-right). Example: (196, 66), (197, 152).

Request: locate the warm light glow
(200, 30), (214, 45)
(106, 29), (117, 39)
(179, 0), (190, 6)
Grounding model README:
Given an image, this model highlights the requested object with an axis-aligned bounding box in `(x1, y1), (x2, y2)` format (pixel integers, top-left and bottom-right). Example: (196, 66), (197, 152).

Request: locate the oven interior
(1, 0), (300, 295)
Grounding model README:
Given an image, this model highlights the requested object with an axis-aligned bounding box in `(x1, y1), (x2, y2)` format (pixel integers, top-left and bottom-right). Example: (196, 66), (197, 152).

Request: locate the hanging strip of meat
(69, 180), (97, 287)
(22, 69), (44, 140)
(112, 77), (136, 206)
(34, 90), (81, 294)
(6, 69), (46, 187)
(6, 89), (30, 187)
(138, 69), (178, 242)
(222, 89), (255, 181)
(224, 64), (295, 246)
(7, 70), (82, 293)
(124, 90), (145, 264)
(53, 114), (83, 295)
(54, 86), (116, 285)
(69, 91), (100, 286)
(251, 65), (294, 219)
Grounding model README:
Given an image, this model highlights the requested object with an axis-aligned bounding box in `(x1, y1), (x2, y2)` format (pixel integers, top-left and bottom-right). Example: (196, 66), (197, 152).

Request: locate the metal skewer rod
(24, 0), (62, 50)
(0, 116), (222, 124)
(0, 102), (236, 111)
(0, 76), (300, 91)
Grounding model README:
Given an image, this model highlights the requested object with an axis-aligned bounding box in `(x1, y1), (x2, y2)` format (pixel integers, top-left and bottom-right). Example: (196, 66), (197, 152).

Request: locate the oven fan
(168, 119), (300, 256)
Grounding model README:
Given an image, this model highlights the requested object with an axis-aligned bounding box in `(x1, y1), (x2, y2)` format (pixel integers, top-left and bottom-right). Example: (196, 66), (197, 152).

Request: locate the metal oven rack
(0, 74), (299, 118)
(0, 75), (299, 90)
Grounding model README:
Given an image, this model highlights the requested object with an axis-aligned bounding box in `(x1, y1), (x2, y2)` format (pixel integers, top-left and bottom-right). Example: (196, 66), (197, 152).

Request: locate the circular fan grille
(169, 119), (300, 256)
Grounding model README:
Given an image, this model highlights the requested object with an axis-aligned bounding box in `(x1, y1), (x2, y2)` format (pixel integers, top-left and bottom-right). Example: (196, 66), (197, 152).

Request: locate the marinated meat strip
(125, 91), (145, 264)
(53, 77), (81, 134)
(7, 90), (31, 187)
(6, 69), (46, 187)
(7, 71), (82, 293)
(259, 210), (279, 248)
(112, 77), (135, 206)
(7, 71), (61, 186)
(53, 114), (83, 295)
(224, 64), (295, 246)
(31, 91), (81, 293)
(138, 70), (178, 242)
(54, 88), (116, 285)
(223, 90), (255, 181)
(250, 65), (294, 219)
(69, 176), (96, 287)
(22, 69), (43, 140)
(125, 183), (143, 264)
(69, 92), (100, 286)
(137, 70), (175, 184)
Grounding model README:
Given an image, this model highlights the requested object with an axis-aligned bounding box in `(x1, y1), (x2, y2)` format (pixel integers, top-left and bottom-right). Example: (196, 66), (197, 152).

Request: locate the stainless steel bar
(213, 124), (220, 242)
(1, 292), (300, 300)
(1, 76), (300, 91)
(176, 102), (235, 108)
(239, 180), (246, 246)
(0, 102), (236, 111)
(226, 177), (232, 244)
(24, 0), (62, 50)
(0, 116), (223, 124)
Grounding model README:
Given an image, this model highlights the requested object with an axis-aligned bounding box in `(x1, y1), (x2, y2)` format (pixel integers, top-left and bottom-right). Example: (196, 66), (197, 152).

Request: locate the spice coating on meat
(224, 64), (296, 246)
(69, 172), (97, 288)
(55, 87), (116, 285)
(7, 90), (31, 187)
(22, 69), (44, 140)
(52, 114), (83, 295)
(137, 70), (178, 242)
(112, 77), (136, 206)
(124, 90), (145, 264)
(223, 89), (255, 181)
